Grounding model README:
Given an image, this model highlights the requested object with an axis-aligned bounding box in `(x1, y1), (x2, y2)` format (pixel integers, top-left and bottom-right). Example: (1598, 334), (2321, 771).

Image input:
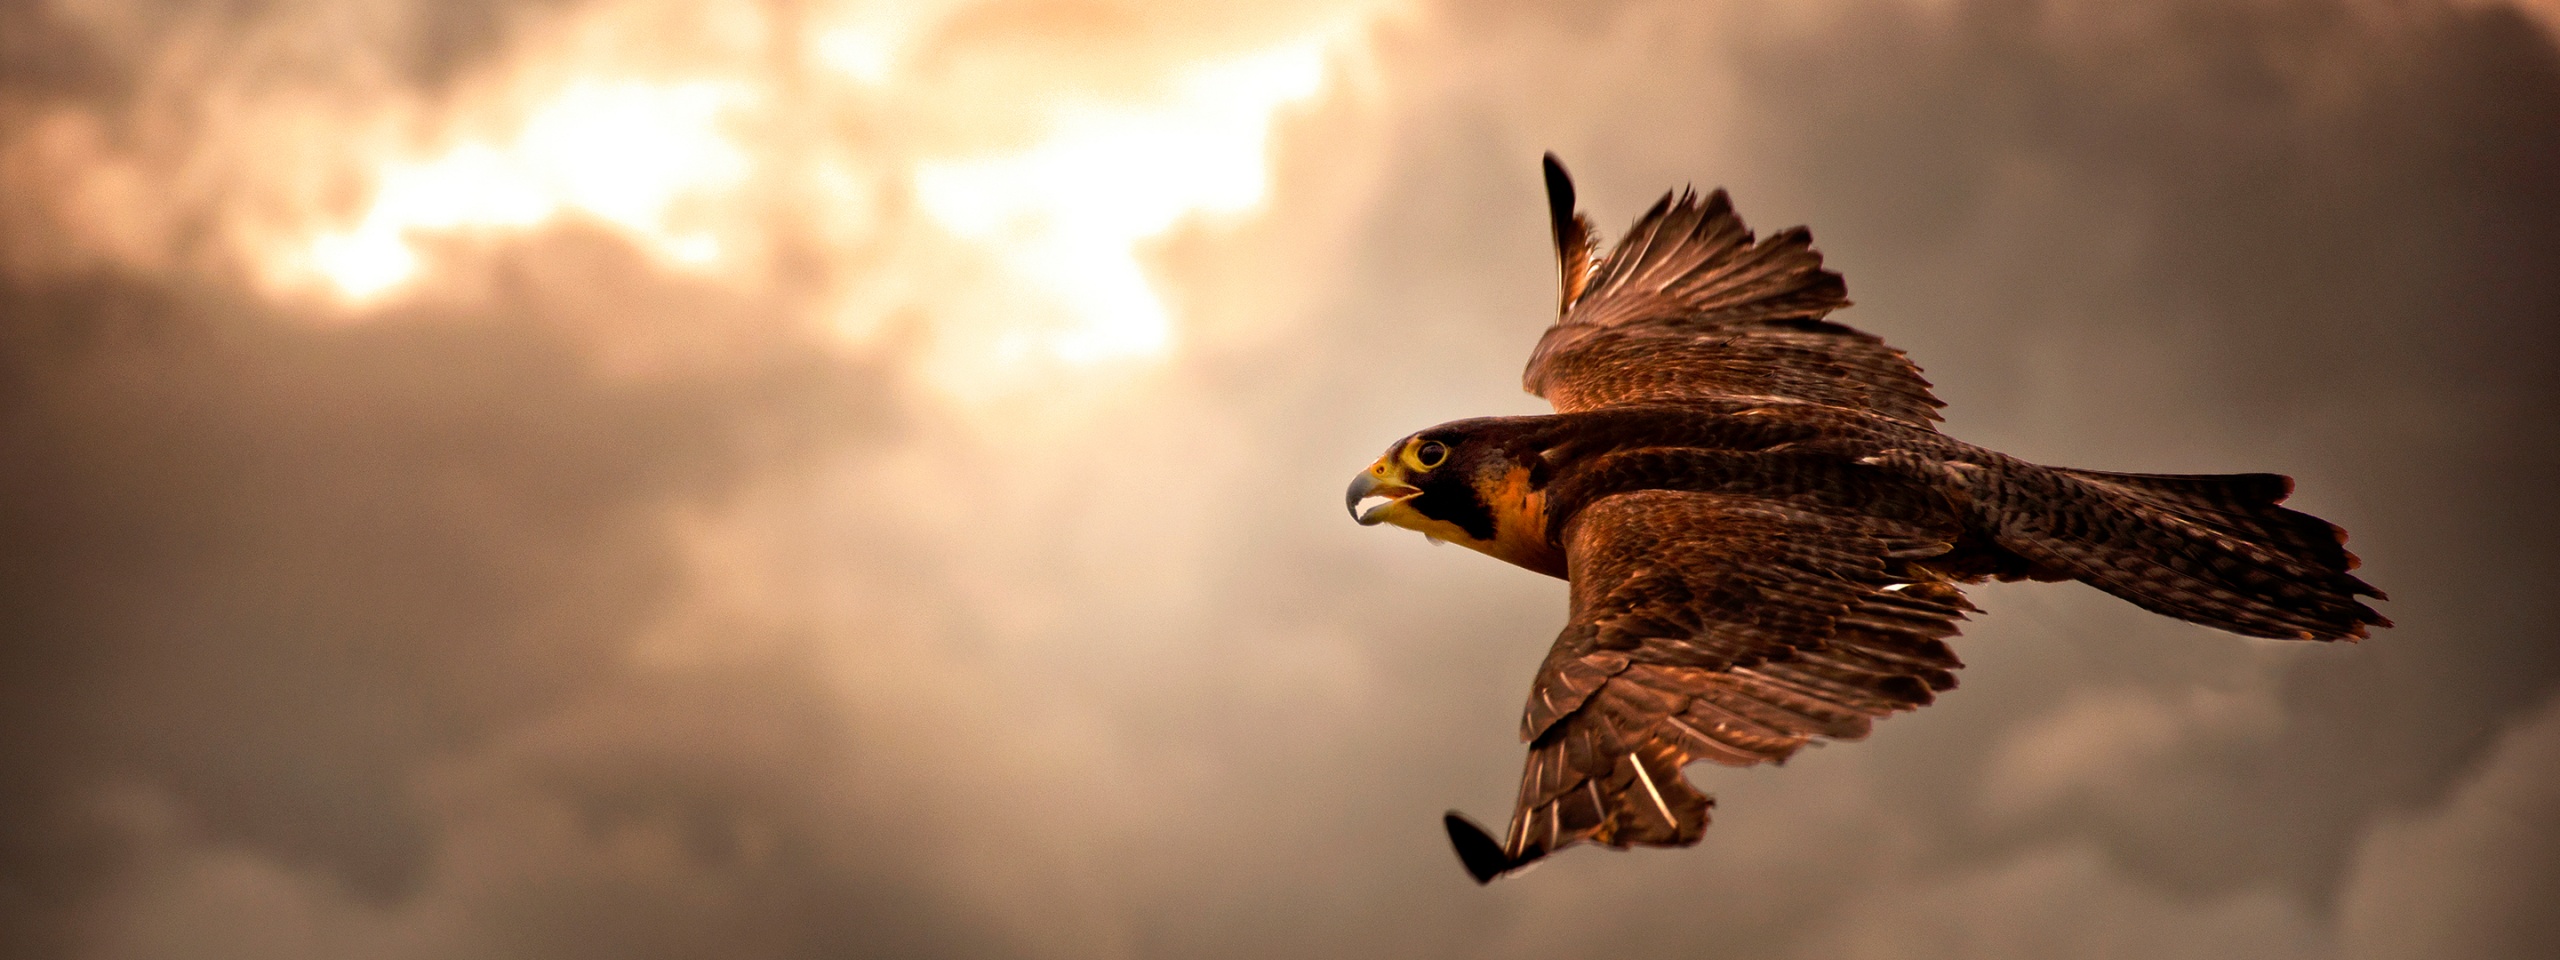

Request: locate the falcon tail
(1993, 466), (2390, 641)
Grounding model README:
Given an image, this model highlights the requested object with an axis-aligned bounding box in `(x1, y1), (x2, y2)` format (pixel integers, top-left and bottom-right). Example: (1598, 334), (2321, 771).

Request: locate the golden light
(302, 78), (755, 300)
(234, 0), (1378, 398)
(911, 37), (1334, 368)
(814, 27), (901, 85)
(809, 0), (953, 85)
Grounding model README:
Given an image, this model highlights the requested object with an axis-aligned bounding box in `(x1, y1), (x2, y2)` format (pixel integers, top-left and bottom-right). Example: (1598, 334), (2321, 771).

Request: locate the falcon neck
(1465, 462), (1567, 578)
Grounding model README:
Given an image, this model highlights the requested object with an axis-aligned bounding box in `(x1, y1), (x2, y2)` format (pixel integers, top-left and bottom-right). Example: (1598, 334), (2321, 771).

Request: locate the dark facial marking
(1405, 430), (1500, 542)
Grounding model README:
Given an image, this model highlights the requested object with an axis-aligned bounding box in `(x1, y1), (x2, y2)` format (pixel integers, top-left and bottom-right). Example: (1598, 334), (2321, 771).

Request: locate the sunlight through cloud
(912, 37), (1334, 368)
(303, 79), (755, 300)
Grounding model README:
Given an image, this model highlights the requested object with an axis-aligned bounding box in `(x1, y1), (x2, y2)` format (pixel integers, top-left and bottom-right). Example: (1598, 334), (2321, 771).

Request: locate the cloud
(4, 1), (2558, 959)
(1983, 680), (2285, 818)
(1796, 843), (2329, 960)
(0, 236), (893, 954)
(2339, 691), (2560, 960)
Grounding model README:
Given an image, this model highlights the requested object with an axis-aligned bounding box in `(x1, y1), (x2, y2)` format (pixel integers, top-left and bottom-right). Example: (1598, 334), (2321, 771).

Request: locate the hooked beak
(1346, 461), (1420, 525)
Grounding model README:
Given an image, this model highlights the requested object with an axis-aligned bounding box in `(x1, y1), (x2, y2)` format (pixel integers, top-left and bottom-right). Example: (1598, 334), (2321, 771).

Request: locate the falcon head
(1346, 419), (1566, 578)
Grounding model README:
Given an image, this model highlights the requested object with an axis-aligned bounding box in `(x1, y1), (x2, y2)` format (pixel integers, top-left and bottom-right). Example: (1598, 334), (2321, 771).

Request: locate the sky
(3, 0), (2557, 958)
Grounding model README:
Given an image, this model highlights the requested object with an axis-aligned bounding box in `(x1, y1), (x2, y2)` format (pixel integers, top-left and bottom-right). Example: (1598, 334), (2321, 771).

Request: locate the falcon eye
(1415, 440), (1449, 469)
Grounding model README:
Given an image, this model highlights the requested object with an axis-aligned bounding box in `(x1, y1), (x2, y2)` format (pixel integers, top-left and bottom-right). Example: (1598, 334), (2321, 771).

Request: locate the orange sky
(4, 2), (2558, 959)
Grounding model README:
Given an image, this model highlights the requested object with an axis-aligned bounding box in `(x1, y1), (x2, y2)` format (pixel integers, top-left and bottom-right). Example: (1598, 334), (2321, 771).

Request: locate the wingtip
(1443, 811), (1516, 884)
(1541, 153), (1576, 227)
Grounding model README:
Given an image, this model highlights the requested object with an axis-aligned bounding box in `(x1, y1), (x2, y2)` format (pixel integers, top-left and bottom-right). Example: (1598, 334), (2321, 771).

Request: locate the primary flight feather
(1345, 154), (2387, 884)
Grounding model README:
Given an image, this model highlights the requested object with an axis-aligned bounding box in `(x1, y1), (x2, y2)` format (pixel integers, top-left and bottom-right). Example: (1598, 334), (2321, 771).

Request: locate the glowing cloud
(242, 0), (1372, 396)
(912, 37), (1334, 366)
(814, 27), (901, 85)
(810, 0), (959, 86)
(304, 79), (755, 300)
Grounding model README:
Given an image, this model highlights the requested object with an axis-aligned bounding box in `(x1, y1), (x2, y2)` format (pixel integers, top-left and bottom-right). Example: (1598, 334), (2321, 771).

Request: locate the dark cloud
(0, 239), (899, 956)
(0, 0), (122, 100)
(2339, 693), (2560, 960)
(4, 1), (2557, 958)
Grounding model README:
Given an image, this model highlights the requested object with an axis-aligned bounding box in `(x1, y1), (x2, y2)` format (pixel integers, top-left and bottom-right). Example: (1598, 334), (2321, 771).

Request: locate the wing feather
(1463, 490), (1973, 880)
(1525, 157), (1942, 426)
(1544, 153), (1604, 307)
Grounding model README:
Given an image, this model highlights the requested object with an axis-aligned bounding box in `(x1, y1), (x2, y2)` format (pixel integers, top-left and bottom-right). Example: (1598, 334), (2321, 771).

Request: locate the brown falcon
(1344, 155), (2389, 883)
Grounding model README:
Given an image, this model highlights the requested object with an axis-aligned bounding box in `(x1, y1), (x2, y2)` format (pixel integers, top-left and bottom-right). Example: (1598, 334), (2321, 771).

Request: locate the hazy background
(5, 0), (2557, 957)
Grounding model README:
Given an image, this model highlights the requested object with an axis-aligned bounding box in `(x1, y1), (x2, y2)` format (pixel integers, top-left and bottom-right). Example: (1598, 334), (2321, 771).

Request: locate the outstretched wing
(1445, 489), (1973, 883)
(1524, 154), (1943, 427)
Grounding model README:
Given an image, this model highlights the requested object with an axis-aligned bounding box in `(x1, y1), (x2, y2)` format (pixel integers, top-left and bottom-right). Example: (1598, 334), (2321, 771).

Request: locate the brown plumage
(1345, 154), (2388, 884)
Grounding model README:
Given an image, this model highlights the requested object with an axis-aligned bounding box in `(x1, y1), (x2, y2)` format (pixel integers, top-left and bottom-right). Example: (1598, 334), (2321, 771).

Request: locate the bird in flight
(1345, 155), (2388, 884)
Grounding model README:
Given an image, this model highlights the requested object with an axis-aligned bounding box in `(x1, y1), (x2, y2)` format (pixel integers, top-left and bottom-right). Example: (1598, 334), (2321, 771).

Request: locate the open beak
(1346, 460), (1420, 526)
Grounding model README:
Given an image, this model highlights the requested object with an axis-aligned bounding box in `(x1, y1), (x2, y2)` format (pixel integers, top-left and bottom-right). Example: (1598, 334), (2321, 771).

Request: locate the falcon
(1345, 155), (2388, 883)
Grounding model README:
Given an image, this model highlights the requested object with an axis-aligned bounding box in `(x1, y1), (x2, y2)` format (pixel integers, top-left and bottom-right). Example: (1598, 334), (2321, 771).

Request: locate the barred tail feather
(1993, 466), (2388, 641)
